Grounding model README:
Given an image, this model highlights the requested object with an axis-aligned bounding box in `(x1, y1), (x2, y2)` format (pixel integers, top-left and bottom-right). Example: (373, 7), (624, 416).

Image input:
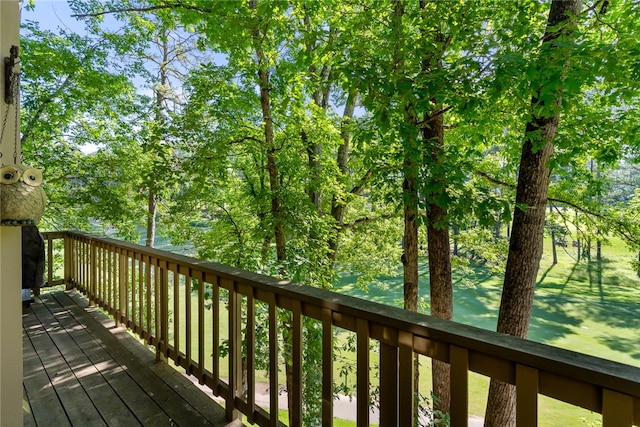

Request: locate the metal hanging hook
(4, 45), (20, 105)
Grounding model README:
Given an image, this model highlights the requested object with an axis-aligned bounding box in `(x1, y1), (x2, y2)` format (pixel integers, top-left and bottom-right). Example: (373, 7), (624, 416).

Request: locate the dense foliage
(20, 0), (639, 425)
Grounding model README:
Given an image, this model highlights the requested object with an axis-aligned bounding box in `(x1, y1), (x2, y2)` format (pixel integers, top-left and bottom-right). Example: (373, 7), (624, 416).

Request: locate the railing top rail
(55, 230), (640, 399)
(41, 230), (67, 239)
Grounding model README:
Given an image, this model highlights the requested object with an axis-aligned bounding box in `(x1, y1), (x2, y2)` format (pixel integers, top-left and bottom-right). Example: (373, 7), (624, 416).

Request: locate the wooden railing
(42, 231), (640, 426)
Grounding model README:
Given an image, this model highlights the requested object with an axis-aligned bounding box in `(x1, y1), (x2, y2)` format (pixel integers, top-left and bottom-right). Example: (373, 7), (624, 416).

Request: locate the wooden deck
(22, 290), (233, 427)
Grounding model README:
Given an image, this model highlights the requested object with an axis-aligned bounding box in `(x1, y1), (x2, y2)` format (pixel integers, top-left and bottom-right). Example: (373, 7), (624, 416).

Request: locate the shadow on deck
(22, 290), (233, 426)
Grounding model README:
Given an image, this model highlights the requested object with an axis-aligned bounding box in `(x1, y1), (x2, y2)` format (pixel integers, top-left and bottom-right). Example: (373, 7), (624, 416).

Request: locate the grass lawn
(335, 235), (640, 425)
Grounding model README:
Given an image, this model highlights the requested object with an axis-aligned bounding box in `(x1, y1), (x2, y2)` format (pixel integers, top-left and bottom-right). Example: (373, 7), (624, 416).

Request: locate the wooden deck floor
(22, 290), (232, 427)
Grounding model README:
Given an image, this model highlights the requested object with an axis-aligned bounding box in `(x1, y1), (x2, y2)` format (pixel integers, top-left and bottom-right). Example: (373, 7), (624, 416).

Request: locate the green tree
(20, 19), (139, 233)
(485, 1), (598, 424)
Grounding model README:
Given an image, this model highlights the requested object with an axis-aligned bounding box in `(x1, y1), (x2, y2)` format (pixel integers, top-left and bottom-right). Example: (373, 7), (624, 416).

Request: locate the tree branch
(350, 169), (373, 195)
(416, 105), (453, 128)
(71, 2), (211, 19)
(343, 213), (397, 230)
(477, 170), (640, 244)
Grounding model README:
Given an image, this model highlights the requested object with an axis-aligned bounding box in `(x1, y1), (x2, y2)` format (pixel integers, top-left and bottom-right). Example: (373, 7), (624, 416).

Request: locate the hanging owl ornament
(0, 164), (47, 226)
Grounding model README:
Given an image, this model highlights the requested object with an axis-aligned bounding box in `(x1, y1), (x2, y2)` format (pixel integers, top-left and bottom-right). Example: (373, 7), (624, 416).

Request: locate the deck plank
(27, 300), (109, 426)
(22, 318), (71, 427)
(23, 290), (231, 427)
(31, 297), (143, 427)
(62, 290), (230, 426)
(36, 293), (160, 426)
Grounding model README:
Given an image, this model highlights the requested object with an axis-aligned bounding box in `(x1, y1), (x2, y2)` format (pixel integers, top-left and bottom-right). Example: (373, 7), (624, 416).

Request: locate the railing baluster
(212, 276), (221, 394)
(268, 294), (278, 427)
(145, 257), (152, 343)
(85, 238), (89, 291)
(124, 252), (130, 325)
(291, 300), (303, 427)
(450, 345), (469, 427)
(322, 308), (333, 426)
(158, 263), (169, 361)
(602, 389), (633, 427)
(379, 339), (398, 426)
(185, 271), (192, 373)
(98, 246), (106, 310)
(246, 290), (256, 424)
(46, 234), (53, 288)
(131, 257), (138, 332)
(83, 239), (89, 292)
(117, 250), (127, 327)
(197, 277), (205, 382)
(356, 318), (370, 427)
(227, 281), (241, 421)
(78, 238), (82, 289)
(516, 364), (538, 427)
(398, 330), (415, 427)
(172, 268), (180, 364)
(153, 263), (160, 346)
(90, 239), (97, 305)
(111, 248), (115, 315)
(64, 233), (72, 289)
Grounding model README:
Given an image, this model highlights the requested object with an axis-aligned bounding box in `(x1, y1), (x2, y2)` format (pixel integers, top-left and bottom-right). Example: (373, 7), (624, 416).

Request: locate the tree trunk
(577, 238), (581, 260)
(145, 32), (170, 249)
(146, 192), (157, 247)
(423, 109), (452, 415)
(390, 1), (423, 418)
(452, 223), (459, 257)
(250, 1), (291, 420)
(328, 91), (357, 267)
(484, 0), (583, 425)
(303, 129), (322, 213)
(550, 205), (557, 265)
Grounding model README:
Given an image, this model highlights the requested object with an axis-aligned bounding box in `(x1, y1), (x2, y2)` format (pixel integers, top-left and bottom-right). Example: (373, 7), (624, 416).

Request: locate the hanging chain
(12, 71), (19, 164)
(0, 99), (9, 160)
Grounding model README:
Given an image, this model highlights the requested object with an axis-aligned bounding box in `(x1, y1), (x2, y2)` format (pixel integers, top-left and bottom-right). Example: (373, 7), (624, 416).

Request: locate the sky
(22, 1), (122, 36)
(23, 1), (85, 32)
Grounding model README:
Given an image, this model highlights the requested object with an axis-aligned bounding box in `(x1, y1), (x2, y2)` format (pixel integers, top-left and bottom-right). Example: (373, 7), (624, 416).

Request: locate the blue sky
(22, 1), (121, 34)
(23, 1), (83, 31)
